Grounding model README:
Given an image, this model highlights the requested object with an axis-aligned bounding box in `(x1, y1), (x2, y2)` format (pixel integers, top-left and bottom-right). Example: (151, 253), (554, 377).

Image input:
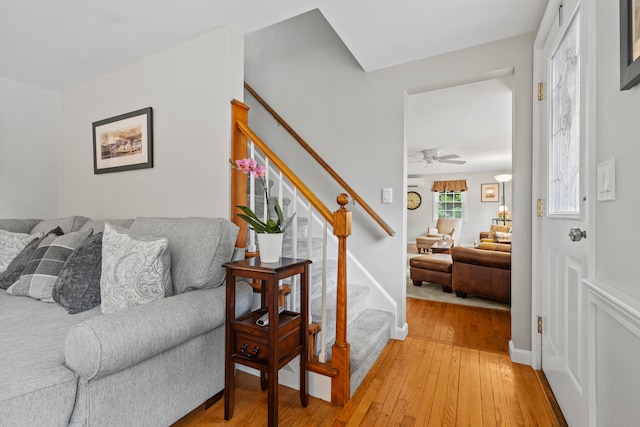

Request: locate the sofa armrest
(65, 282), (252, 381)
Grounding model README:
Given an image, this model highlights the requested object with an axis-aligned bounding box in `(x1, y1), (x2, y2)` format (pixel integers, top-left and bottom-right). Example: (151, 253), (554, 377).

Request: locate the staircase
(231, 97), (396, 404)
(252, 182), (394, 398)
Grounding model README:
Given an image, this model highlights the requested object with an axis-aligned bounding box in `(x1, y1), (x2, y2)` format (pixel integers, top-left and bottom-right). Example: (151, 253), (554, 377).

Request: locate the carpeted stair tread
(310, 283), (369, 329)
(324, 309), (394, 397)
(310, 283), (369, 355)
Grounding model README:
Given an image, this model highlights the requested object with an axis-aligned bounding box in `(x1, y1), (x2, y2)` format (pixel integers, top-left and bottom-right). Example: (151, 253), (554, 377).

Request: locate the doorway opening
(405, 75), (514, 313)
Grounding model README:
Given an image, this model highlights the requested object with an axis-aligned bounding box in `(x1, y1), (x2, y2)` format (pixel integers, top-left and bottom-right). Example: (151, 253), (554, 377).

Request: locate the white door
(535, 2), (590, 426)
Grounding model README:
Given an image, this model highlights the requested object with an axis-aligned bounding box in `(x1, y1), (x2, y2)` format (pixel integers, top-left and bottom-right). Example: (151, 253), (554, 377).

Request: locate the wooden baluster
(231, 100), (249, 249)
(331, 193), (352, 405)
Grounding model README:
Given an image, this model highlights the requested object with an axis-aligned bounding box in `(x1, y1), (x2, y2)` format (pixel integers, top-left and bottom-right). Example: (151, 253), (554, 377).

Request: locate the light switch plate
(382, 188), (393, 204)
(597, 159), (615, 201)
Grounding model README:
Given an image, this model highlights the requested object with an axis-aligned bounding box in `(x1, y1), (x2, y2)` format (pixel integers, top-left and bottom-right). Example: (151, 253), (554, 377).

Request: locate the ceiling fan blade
(439, 159), (466, 164)
(437, 154), (460, 160)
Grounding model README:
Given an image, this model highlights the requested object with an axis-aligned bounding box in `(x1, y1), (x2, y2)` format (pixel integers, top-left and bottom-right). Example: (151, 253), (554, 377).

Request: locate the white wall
(407, 171), (513, 245)
(0, 77), (59, 218)
(375, 32), (534, 353)
(245, 10), (408, 327)
(59, 26), (244, 219)
(245, 10), (533, 343)
(594, 1), (640, 298)
(589, 3), (640, 423)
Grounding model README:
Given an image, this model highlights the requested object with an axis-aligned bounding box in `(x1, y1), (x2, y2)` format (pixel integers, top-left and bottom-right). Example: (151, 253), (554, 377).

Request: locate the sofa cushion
(129, 217), (239, 294)
(78, 218), (133, 233)
(0, 230), (42, 273)
(0, 228), (63, 290)
(0, 219), (42, 233)
(0, 291), (102, 425)
(409, 254), (453, 273)
(7, 229), (92, 302)
(100, 223), (172, 314)
(477, 242), (512, 252)
(31, 216), (90, 234)
(53, 232), (103, 314)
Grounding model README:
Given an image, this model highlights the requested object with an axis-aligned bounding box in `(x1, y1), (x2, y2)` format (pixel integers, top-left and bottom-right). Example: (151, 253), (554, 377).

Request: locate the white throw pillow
(0, 230), (42, 273)
(100, 223), (172, 314)
(427, 227), (439, 237)
(495, 231), (512, 241)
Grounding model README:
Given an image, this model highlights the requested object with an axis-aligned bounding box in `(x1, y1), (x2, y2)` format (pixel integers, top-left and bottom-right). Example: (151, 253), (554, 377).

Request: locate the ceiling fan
(410, 148), (466, 166)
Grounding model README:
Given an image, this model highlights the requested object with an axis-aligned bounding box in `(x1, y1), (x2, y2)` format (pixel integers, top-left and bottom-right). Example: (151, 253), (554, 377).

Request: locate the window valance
(431, 179), (468, 192)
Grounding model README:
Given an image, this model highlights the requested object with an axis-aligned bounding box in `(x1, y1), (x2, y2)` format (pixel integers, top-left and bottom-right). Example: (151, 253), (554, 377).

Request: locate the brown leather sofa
(450, 246), (511, 304)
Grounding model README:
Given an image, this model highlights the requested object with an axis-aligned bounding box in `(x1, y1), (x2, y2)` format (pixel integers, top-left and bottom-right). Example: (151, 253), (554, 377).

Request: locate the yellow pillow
(488, 224), (512, 240)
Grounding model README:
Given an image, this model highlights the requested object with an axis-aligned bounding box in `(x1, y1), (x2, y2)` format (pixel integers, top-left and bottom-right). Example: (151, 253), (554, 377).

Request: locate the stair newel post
(230, 100), (249, 249)
(331, 193), (352, 405)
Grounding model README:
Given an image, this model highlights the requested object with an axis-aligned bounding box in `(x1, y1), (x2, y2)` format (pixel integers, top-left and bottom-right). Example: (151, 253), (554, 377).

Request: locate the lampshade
(494, 173), (512, 183)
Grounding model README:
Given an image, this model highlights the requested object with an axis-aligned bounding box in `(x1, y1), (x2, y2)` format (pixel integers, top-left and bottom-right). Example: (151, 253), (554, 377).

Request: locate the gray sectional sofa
(0, 216), (253, 427)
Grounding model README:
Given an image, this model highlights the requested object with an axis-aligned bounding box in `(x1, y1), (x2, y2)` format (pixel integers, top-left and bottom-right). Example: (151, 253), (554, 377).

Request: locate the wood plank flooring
(173, 298), (558, 426)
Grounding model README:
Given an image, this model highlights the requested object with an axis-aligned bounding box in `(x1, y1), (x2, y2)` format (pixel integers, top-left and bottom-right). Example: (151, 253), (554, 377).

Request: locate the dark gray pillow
(0, 227), (63, 290)
(53, 232), (103, 314)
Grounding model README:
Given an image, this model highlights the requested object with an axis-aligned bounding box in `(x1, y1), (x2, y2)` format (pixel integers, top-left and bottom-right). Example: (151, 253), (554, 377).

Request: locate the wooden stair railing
(231, 99), (353, 405)
(244, 82), (395, 238)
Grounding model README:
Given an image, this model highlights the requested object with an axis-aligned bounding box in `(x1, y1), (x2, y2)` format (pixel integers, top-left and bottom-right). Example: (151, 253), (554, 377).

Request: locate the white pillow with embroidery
(100, 223), (172, 314)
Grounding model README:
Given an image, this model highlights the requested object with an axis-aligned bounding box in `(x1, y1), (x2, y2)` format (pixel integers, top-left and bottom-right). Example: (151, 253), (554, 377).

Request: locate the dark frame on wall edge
(92, 107), (153, 174)
(620, 0), (640, 90)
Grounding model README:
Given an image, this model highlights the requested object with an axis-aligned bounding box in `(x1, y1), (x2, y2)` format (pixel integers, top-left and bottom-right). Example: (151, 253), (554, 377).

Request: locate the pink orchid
(234, 158), (266, 178)
(230, 157), (294, 234)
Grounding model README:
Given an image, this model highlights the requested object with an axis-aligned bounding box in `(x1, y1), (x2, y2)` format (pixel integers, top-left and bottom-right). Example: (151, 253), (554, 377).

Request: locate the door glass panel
(549, 13), (581, 215)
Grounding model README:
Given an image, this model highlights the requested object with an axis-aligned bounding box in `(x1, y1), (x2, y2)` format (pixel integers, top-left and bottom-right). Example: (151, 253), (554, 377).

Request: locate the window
(438, 191), (463, 218)
(432, 191), (466, 220)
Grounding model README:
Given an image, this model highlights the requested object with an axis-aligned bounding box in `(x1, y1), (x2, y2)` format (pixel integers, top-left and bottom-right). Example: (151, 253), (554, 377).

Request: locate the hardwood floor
(173, 298), (558, 426)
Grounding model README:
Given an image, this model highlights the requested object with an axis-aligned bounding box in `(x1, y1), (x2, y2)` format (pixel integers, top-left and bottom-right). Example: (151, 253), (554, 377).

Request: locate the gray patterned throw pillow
(7, 229), (92, 302)
(100, 223), (172, 314)
(52, 232), (103, 314)
(0, 227), (63, 290)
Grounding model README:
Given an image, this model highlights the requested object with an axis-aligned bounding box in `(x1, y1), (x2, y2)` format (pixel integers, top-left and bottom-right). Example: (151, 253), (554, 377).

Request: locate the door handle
(568, 228), (587, 242)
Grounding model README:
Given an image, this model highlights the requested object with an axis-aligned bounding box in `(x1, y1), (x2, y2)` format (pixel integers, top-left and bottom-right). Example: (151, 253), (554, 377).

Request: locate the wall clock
(407, 191), (421, 210)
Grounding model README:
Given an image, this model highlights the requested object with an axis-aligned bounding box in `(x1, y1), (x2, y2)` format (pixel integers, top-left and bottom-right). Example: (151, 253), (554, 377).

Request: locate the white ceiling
(407, 77), (513, 176)
(0, 0), (544, 176)
(0, 0), (546, 92)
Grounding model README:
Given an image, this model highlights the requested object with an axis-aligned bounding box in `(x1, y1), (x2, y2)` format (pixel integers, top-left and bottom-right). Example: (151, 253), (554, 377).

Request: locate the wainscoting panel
(566, 254), (585, 392)
(587, 279), (640, 427)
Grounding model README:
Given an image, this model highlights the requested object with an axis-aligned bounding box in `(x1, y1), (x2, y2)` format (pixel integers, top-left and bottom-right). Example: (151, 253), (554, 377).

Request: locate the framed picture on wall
(92, 107), (153, 174)
(620, 0), (640, 90)
(481, 183), (499, 202)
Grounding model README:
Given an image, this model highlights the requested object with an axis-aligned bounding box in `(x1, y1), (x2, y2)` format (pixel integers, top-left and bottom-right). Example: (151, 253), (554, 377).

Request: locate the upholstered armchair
(416, 218), (462, 253)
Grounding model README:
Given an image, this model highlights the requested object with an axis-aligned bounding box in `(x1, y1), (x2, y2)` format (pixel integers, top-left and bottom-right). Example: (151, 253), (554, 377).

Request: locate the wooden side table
(224, 257), (311, 427)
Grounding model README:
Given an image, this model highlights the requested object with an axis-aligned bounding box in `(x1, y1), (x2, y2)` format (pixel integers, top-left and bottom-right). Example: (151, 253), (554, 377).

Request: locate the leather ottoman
(409, 254), (453, 293)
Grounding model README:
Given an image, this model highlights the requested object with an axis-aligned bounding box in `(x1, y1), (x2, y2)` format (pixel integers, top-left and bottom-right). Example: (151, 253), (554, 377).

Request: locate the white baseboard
(235, 361), (332, 402)
(394, 322), (408, 340)
(509, 340), (532, 365)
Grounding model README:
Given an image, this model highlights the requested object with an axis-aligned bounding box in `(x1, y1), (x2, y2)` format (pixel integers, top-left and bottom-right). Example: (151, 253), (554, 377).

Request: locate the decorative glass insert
(438, 191), (463, 219)
(549, 13), (581, 215)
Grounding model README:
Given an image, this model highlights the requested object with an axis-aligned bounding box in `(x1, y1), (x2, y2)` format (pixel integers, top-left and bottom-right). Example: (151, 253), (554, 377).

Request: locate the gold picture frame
(481, 183), (499, 202)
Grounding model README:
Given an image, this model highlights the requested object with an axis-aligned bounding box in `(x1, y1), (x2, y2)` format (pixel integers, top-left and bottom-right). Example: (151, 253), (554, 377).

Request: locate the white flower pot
(257, 233), (283, 263)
